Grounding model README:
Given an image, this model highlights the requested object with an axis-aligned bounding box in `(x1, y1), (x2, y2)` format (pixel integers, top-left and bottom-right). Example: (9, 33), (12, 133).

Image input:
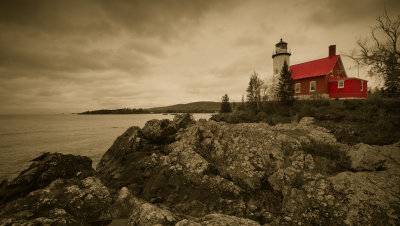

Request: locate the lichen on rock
(1, 115), (399, 225)
(0, 153), (112, 225)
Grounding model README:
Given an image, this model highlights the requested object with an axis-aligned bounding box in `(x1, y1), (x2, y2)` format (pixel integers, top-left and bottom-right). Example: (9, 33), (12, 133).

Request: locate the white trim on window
(295, 83), (301, 93)
(309, 81), (316, 92)
(338, 80), (344, 88)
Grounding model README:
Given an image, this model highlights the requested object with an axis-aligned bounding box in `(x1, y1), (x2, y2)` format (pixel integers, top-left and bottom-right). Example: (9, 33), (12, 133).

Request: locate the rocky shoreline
(0, 114), (399, 225)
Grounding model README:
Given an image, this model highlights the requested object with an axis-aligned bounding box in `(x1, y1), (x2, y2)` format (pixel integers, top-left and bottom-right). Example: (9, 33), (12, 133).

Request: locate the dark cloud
(0, 0), (240, 78)
(97, 0), (214, 41)
(234, 36), (265, 48)
(0, 0), (392, 113)
(305, 0), (400, 27)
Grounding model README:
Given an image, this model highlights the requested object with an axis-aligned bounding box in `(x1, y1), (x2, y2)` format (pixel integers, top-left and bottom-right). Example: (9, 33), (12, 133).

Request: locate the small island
(78, 101), (221, 114)
(78, 108), (150, 114)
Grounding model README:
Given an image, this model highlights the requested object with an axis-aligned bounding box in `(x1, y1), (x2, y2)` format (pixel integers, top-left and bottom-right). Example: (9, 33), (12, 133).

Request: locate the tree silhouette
(276, 60), (294, 104)
(220, 94), (232, 113)
(347, 9), (400, 97)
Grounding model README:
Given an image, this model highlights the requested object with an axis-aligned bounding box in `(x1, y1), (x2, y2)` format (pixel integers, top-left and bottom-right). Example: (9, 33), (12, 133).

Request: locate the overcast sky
(0, 0), (399, 114)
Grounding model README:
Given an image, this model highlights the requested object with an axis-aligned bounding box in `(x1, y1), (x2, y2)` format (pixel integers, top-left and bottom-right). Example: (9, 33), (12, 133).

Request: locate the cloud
(0, 0), (391, 113)
(234, 36), (265, 48)
(305, 0), (400, 27)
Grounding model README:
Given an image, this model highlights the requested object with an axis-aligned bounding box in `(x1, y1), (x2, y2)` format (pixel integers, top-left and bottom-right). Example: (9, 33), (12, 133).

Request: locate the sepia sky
(0, 0), (399, 114)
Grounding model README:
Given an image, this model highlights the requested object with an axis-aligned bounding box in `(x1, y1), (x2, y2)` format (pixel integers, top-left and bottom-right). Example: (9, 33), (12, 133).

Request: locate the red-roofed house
(272, 39), (367, 99)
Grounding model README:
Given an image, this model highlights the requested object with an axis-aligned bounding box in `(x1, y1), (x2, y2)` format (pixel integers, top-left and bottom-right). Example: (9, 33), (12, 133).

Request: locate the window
(275, 69), (278, 74)
(309, 81), (316, 92)
(361, 81), (363, 91)
(338, 80), (344, 88)
(337, 68), (340, 77)
(295, 83), (301, 93)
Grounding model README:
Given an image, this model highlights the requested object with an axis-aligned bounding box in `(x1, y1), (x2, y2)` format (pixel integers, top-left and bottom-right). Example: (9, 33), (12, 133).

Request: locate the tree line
(79, 108), (149, 114)
(220, 60), (294, 113)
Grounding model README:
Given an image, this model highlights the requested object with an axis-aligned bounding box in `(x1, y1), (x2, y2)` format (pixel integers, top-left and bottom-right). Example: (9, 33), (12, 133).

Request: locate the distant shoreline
(78, 101), (221, 115)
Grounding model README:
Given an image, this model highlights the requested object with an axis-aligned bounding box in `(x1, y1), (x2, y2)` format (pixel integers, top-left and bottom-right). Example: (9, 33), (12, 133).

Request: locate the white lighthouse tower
(270, 38), (291, 100)
(272, 38), (291, 77)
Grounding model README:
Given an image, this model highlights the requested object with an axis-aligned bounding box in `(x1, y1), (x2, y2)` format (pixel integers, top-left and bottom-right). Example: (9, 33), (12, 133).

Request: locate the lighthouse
(272, 38), (291, 77)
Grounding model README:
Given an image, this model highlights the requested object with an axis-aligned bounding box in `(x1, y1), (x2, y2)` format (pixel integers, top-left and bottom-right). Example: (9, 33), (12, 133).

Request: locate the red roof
(290, 55), (339, 80)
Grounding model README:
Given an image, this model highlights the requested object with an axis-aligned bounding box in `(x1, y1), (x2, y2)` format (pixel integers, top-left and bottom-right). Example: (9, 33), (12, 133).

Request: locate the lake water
(0, 113), (212, 181)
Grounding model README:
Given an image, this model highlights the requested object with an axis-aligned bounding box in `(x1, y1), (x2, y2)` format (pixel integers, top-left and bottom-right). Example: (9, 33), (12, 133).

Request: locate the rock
(142, 119), (178, 144)
(173, 113), (196, 129)
(96, 126), (159, 192)
(173, 121), (298, 190)
(268, 152), (318, 192)
(140, 114), (196, 144)
(348, 142), (400, 171)
(129, 201), (176, 226)
(277, 117), (338, 145)
(98, 119), (310, 218)
(112, 187), (134, 218)
(298, 116), (315, 125)
(96, 117), (400, 225)
(175, 219), (202, 226)
(175, 214), (260, 226)
(280, 168), (400, 225)
(0, 152), (96, 205)
(0, 176), (112, 225)
(97, 114), (196, 192)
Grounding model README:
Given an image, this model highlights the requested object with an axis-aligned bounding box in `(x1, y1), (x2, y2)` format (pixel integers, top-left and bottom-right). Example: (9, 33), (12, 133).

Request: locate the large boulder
(142, 119), (178, 144)
(279, 168), (400, 225)
(96, 117), (341, 220)
(141, 114), (196, 144)
(96, 126), (156, 190)
(97, 114), (197, 193)
(0, 152), (96, 205)
(0, 176), (112, 225)
(111, 187), (135, 218)
(96, 116), (400, 225)
(347, 142), (400, 171)
(129, 200), (176, 226)
(0, 153), (112, 225)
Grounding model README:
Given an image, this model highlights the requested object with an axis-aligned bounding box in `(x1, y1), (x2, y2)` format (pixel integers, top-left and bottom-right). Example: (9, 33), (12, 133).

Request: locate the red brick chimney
(329, 45), (336, 57)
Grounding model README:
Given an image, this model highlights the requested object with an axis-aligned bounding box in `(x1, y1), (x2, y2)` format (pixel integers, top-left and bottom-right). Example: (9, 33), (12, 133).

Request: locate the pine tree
(277, 60), (294, 104)
(220, 94), (232, 113)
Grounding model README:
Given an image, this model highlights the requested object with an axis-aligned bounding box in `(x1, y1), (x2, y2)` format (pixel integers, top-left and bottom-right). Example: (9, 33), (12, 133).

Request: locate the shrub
(212, 98), (400, 145)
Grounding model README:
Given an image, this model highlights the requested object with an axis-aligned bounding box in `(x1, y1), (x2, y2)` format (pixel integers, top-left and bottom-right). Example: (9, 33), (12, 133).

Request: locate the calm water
(0, 113), (211, 181)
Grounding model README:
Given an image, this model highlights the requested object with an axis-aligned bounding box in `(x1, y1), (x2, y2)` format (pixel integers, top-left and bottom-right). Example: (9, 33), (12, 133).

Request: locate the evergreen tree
(220, 94), (232, 113)
(277, 60), (294, 104)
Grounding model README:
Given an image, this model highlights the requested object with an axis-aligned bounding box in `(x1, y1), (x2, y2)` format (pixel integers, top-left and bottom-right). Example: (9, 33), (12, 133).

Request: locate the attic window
(338, 80), (344, 88)
(310, 81), (316, 92)
(295, 83), (301, 93)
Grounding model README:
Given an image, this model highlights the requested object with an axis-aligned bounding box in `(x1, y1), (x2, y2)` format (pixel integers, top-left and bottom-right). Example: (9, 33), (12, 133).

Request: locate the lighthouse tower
(272, 38), (291, 77)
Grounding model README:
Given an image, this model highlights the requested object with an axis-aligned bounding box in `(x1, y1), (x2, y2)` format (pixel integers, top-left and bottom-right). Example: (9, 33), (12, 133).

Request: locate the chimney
(329, 45), (336, 57)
